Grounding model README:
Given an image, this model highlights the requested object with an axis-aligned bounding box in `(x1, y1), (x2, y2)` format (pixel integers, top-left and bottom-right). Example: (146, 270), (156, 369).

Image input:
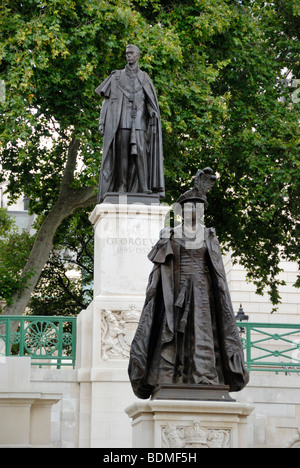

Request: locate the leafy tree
(0, 0), (299, 314)
(28, 211), (94, 317)
(0, 208), (34, 308)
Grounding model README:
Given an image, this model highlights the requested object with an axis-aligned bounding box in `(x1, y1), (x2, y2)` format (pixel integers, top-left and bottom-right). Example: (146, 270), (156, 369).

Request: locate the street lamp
(235, 304), (249, 335)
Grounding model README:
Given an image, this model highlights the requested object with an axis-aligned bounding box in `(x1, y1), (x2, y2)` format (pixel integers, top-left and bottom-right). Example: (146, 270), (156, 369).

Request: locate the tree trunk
(3, 137), (97, 317)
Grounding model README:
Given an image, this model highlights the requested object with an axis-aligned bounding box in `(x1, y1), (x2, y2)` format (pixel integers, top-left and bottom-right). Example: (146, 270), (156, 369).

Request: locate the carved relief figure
(101, 307), (140, 360)
(101, 309), (125, 360)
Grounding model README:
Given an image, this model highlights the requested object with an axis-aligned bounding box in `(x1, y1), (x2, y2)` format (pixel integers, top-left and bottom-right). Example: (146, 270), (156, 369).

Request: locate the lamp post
(235, 304), (249, 336)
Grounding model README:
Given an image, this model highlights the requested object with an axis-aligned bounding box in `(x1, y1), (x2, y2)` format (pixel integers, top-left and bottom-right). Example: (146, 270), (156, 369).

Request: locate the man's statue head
(126, 44), (141, 67)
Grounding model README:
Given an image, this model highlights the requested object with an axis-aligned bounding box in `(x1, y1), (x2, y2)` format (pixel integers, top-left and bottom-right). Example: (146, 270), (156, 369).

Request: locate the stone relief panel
(101, 306), (140, 360)
(162, 420), (231, 449)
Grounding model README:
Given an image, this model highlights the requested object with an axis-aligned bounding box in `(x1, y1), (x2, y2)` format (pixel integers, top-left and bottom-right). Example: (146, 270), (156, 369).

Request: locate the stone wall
(30, 367), (79, 448)
(224, 253), (300, 323)
(0, 357), (66, 447)
(236, 374), (300, 448)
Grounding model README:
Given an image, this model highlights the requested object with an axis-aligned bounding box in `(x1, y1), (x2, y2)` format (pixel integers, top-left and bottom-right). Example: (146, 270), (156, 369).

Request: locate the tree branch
(60, 137), (80, 194)
(67, 187), (97, 212)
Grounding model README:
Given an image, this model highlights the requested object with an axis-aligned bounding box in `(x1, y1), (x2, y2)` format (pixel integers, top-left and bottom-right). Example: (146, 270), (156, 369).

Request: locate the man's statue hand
(99, 124), (104, 136)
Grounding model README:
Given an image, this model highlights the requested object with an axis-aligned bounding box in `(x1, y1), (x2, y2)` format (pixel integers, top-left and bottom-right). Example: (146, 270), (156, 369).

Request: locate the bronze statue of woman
(128, 168), (249, 399)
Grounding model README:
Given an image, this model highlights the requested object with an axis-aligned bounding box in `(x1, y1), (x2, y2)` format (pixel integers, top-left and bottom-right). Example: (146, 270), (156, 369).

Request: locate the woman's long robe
(128, 226), (249, 399)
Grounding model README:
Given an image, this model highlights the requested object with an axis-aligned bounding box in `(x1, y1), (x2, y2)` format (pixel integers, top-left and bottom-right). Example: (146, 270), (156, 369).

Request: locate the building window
(24, 197), (30, 211)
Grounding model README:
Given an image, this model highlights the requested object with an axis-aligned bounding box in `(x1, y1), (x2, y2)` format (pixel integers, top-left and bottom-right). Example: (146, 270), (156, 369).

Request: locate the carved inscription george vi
(106, 237), (157, 255)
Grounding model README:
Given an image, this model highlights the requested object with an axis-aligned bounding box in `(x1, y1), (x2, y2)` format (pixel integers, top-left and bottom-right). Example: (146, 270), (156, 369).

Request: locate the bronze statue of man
(95, 45), (165, 203)
(128, 168), (249, 400)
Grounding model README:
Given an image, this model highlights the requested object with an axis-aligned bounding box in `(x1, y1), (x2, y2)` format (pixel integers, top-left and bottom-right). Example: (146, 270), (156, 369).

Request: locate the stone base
(152, 384), (235, 402)
(125, 400), (254, 448)
(76, 298), (142, 448)
(76, 201), (170, 447)
(101, 192), (161, 205)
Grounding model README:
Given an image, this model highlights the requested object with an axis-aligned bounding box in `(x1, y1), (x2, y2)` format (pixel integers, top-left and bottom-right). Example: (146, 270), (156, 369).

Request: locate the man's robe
(95, 68), (165, 201)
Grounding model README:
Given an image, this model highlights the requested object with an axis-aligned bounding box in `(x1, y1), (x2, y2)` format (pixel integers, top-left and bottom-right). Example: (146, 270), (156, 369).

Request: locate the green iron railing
(236, 322), (300, 374)
(1, 316), (299, 373)
(0, 315), (77, 369)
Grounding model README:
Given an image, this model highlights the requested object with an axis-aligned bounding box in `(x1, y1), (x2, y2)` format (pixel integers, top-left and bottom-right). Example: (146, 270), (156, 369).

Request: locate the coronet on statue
(95, 44), (165, 203)
(128, 168), (249, 400)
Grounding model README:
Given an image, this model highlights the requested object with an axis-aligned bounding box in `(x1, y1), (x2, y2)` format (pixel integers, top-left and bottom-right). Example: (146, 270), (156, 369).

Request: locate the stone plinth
(90, 201), (169, 299)
(125, 400), (254, 449)
(76, 200), (170, 448)
(77, 201), (169, 373)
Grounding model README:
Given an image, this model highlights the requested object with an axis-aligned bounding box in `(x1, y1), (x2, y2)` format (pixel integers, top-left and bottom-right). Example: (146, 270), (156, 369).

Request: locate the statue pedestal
(90, 200), (168, 299)
(152, 384), (235, 402)
(125, 400), (254, 449)
(76, 200), (170, 448)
